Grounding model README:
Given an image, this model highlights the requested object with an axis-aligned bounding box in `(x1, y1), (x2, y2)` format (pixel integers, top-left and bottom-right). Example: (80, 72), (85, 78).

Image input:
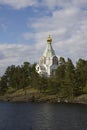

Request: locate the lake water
(0, 102), (87, 130)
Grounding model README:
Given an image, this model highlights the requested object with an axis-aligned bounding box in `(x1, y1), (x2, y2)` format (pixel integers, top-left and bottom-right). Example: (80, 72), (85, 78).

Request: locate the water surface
(0, 102), (87, 130)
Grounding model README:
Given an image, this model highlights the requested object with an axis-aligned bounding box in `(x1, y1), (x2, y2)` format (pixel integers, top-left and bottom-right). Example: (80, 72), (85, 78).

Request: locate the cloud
(23, 2), (87, 63)
(0, 0), (87, 76)
(0, 0), (87, 10)
(0, 43), (40, 76)
(73, 0), (87, 9)
(41, 0), (87, 10)
(41, 0), (72, 9)
(0, 51), (5, 60)
(0, 0), (37, 9)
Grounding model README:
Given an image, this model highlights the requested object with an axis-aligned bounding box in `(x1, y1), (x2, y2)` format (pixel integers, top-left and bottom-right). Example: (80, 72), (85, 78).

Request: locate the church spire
(43, 35), (55, 57)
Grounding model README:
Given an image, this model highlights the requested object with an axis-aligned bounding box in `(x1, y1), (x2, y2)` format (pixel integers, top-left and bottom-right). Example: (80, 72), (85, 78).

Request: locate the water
(0, 102), (87, 130)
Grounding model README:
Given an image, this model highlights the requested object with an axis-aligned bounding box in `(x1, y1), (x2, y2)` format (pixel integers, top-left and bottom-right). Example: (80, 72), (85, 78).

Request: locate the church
(36, 35), (58, 77)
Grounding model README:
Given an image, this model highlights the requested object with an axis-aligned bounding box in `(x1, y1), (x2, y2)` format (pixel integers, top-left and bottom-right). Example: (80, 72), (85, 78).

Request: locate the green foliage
(75, 59), (87, 95)
(0, 58), (87, 99)
(0, 75), (8, 94)
(56, 57), (66, 80)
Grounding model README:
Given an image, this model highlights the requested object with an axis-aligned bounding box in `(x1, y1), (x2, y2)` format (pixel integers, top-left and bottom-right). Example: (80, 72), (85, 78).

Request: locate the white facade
(36, 35), (58, 77)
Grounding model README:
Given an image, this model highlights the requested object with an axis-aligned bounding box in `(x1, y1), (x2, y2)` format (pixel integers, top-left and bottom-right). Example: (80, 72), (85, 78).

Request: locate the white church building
(36, 35), (58, 77)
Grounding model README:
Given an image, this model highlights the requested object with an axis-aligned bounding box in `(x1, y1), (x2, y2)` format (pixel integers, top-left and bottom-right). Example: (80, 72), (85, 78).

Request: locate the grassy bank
(0, 87), (87, 104)
(0, 87), (60, 103)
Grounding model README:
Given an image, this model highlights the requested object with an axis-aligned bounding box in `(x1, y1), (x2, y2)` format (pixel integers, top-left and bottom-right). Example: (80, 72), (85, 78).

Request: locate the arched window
(53, 56), (58, 65)
(40, 56), (46, 64)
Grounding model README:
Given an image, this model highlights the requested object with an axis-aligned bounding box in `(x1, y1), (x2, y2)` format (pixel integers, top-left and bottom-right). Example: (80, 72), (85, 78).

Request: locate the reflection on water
(0, 102), (87, 130)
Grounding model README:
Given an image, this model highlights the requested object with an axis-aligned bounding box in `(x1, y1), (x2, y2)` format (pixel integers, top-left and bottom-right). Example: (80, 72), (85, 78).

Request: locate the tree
(0, 75), (8, 94)
(56, 57), (66, 80)
(75, 59), (87, 95)
(64, 58), (75, 98)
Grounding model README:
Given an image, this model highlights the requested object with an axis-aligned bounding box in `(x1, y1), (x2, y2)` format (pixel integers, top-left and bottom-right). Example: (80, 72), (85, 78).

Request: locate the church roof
(43, 35), (55, 57)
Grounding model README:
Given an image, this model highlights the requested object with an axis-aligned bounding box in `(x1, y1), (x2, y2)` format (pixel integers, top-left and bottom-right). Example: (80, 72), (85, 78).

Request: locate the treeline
(0, 57), (87, 99)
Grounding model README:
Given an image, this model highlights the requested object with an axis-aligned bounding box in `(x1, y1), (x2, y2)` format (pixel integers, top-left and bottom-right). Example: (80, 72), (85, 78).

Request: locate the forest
(0, 57), (87, 101)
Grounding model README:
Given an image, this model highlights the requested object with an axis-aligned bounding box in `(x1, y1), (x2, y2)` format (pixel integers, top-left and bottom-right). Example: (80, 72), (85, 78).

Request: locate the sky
(0, 0), (87, 76)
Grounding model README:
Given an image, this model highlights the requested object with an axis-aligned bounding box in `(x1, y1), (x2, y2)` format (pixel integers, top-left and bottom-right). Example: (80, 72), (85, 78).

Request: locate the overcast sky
(0, 0), (87, 76)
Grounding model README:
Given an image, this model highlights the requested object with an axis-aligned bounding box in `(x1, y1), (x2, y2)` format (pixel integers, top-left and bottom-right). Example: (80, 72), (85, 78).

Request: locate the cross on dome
(47, 35), (52, 43)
